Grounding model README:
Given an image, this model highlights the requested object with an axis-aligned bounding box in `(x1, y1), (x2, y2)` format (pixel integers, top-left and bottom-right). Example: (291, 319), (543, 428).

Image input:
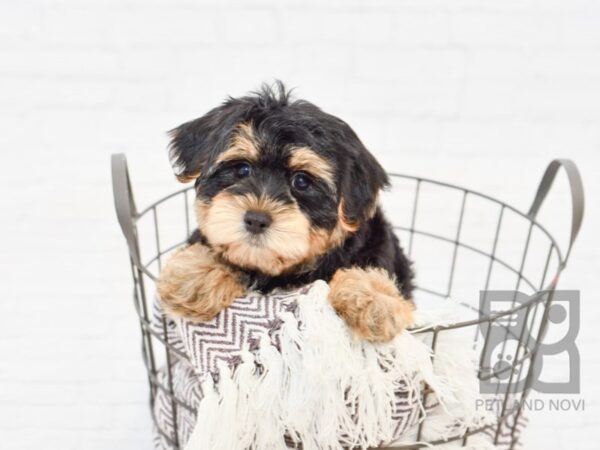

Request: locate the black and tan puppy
(158, 83), (415, 342)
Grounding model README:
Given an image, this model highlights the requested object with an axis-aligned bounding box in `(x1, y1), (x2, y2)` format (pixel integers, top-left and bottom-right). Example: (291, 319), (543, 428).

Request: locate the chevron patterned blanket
(151, 281), (523, 450)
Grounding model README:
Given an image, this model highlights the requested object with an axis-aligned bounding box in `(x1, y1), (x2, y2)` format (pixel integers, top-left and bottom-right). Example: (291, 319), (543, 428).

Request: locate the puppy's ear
(168, 101), (246, 182)
(340, 142), (389, 227)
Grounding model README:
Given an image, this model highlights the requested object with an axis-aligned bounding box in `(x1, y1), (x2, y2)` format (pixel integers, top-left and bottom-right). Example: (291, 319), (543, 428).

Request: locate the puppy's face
(168, 84), (388, 276)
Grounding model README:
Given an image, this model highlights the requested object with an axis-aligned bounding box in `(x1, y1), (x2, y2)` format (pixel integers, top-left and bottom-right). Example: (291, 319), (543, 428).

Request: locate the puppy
(158, 83), (415, 342)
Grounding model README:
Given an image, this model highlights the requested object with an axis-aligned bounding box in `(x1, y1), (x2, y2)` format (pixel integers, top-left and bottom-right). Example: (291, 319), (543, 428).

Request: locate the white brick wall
(1, 1), (598, 448)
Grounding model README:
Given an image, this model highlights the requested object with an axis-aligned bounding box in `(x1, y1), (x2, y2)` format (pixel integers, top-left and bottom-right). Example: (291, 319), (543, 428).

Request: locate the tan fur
(176, 173), (200, 183)
(157, 243), (245, 321)
(307, 218), (352, 262)
(173, 124), (258, 183)
(216, 123), (260, 164)
(197, 192), (313, 275)
(328, 267), (414, 342)
(305, 198), (381, 263)
(337, 200), (360, 232)
(196, 191), (363, 276)
(337, 195), (380, 231)
(288, 147), (335, 187)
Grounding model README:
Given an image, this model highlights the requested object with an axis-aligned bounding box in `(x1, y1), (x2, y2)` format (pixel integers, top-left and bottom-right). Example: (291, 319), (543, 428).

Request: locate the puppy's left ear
(168, 100), (246, 182)
(340, 142), (389, 226)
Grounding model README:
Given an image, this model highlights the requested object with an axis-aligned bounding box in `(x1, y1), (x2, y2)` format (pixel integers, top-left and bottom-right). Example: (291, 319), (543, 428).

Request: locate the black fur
(172, 82), (415, 297)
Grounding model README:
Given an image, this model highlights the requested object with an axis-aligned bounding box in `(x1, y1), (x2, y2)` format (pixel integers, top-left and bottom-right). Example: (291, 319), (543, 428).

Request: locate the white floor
(1, 1), (600, 448)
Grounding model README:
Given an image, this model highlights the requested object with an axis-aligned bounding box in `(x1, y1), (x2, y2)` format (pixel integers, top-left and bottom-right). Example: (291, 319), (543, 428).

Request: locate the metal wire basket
(112, 154), (584, 450)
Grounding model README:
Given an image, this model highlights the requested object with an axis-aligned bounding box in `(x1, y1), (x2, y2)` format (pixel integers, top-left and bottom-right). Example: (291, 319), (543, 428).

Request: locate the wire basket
(112, 154), (583, 450)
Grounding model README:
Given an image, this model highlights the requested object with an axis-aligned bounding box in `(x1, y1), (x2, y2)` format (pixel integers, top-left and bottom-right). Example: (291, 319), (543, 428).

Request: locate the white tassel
(293, 281), (358, 450)
(208, 361), (240, 450)
(279, 312), (309, 446)
(251, 333), (287, 450)
(184, 375), (219, 450)
(232, 348), (259, 449)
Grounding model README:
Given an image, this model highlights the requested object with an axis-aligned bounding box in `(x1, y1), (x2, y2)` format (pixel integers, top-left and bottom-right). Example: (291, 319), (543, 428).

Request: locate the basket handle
(527, 159), (584, 263)
(111, 153), (141, 266)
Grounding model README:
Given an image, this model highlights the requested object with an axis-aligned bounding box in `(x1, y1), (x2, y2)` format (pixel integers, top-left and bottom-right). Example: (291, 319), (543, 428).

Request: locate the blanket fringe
(184, 281), (493, 450)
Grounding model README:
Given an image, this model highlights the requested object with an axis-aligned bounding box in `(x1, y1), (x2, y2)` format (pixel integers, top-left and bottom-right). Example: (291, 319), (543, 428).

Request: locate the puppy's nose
(244, 210), (272, 235)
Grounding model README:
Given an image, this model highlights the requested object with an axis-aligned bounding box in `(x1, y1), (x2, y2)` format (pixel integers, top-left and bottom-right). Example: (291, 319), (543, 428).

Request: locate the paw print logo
(492, 353), (514, 382)
(478, 290), (580, 395)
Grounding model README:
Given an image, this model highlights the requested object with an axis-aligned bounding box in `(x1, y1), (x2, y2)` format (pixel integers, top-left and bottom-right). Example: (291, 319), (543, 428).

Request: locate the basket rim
(131, 172), (566, 333)
(136, 173), (565, 265)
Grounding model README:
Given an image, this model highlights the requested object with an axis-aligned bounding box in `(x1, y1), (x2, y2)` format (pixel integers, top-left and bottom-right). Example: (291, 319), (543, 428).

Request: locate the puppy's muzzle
(244, 210), (272, 235)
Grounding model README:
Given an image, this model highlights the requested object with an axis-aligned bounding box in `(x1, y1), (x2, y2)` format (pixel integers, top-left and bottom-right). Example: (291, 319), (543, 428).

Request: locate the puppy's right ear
(168, 101), (246, 182)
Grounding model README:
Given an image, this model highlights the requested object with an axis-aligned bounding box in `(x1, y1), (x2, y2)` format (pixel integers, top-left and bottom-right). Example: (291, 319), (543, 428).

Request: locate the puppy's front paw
(328, 267), (414, 342)
(157, 244), (245, 322)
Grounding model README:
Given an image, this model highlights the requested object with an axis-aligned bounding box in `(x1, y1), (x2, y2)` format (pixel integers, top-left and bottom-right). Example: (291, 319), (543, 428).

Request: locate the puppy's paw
(328, 267), (414, 342)
(157, 244), (245, 322)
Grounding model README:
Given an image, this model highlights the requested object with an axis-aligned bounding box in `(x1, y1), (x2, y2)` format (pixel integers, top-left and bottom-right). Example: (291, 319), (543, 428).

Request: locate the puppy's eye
(291, 172), (312, 191)
(233, 162), (251, 178)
